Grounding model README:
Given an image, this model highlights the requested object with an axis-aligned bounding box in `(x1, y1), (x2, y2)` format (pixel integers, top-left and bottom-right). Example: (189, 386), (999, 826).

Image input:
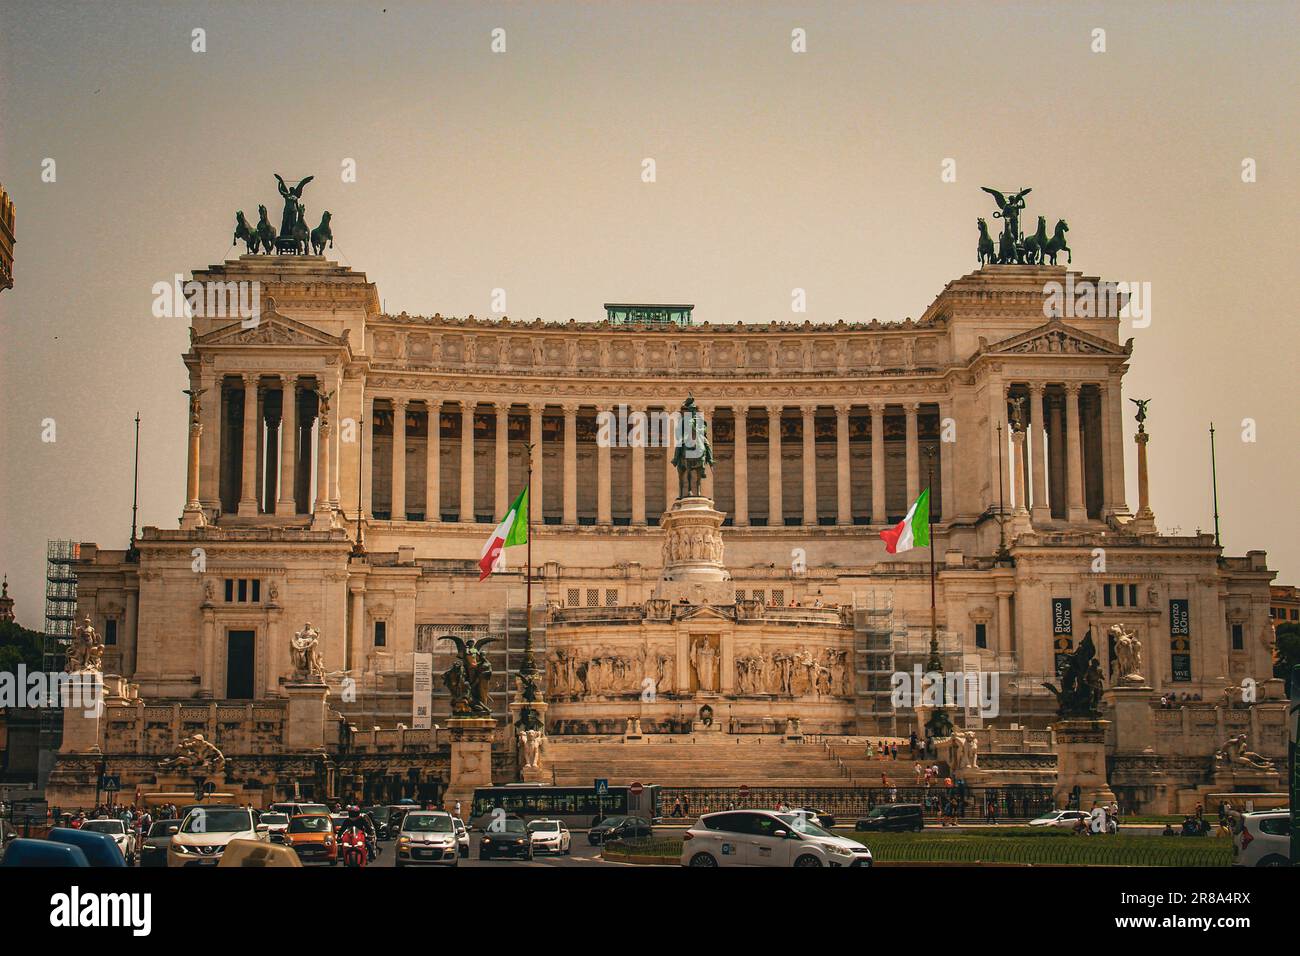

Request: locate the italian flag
(879, 488), (930, 554)
(478, 486), (529, 581)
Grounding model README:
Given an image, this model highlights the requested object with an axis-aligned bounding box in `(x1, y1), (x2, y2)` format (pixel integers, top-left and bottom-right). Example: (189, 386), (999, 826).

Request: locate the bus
(470, 784), (661, 830)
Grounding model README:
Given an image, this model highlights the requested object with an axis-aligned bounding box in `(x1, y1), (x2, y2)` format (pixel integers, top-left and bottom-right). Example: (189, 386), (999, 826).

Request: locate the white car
(452, 817), (471, 858)
(527, 819), (572, 855)
(681, 810), (872, 868)
(168, 806), (266, 867)
(1028, 810), (1090, 829)
(395, 811), (459, 867)
(1232, 810), (1291, 867)
(258, 812), (290, 843)
(81, 819), (137, 865)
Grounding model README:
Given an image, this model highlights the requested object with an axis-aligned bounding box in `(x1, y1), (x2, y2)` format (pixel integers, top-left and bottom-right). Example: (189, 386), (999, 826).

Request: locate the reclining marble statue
(158, 733), (226, 775)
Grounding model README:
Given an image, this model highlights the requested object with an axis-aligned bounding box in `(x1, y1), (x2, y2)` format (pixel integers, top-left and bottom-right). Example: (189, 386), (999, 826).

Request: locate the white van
(681, 810), (873, 867)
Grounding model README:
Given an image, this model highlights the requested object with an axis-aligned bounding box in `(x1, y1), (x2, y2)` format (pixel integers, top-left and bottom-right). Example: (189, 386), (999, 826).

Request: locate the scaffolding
(852, 589), (898, 735)
(38, 540), (79, 786)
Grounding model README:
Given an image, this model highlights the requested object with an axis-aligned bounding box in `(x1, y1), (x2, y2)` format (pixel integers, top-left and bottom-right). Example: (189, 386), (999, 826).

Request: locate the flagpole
(1209, 422), (1222, 549)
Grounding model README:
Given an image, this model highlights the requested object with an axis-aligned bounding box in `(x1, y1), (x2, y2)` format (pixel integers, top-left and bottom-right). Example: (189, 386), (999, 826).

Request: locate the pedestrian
(682, 794), (690, 817)
(454, 800), (462, 820)
(672, 797), (683, 817)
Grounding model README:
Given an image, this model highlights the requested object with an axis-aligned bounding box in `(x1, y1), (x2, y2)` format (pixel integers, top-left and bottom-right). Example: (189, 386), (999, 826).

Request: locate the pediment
(195, 297), (348, 350)
(980, 319), (1130, 358)
(677, 604), (733, 622)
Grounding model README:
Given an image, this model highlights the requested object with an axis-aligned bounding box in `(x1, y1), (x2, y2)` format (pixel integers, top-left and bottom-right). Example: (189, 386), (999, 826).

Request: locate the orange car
(285, 814), (337, 865)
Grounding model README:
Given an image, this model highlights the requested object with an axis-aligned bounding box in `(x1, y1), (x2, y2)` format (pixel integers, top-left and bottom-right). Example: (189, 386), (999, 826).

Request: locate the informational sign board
(1052, 598), (1073, 676)
(99, 775), (120, 793)
(594, 778), (609, 796)
(1169, 599), (1192, 682)
(412, 653), (434, 730)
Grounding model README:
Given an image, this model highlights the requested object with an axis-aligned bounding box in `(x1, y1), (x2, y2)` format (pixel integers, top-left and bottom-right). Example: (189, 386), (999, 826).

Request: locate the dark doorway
(225, 630), (255, 699)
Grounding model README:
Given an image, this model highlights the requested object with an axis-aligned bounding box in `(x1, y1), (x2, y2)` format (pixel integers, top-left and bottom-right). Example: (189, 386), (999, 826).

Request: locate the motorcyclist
(336, 806), (376, 863)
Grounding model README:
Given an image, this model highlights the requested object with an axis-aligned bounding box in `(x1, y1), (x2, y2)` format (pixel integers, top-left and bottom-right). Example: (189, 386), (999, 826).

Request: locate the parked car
(452, 817), (471, 858)
(80, 819), (138, 865)
(396, 811), (460, 867)
(682, 810), (873, 867)
(588, 815), (653, 846)
(1028, 810), (1090, 829)
(480, 818), (533, 861)
(139, 819), (181, 868)
(258, 812), (290, 843)
(0, 838), (90, 867)
(856, 804), (925, 833)
(47, 827), (130, 867)
(527, 819), (572, 855)
(285, 813), (338, 865)
(168, 806), (266, 867)
(790, 808), (836, 829)
(1232, 810), (1291, 867)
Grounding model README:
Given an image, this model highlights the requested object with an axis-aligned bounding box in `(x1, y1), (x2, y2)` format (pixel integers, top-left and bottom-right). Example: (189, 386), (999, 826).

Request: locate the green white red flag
(879, 488), (929, 554)
(479, 486), (529, 581)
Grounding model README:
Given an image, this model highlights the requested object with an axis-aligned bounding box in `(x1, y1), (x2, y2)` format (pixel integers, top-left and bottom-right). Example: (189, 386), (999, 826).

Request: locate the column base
(236, 499), (259, 517)
(179, 506), (207, 530)
(1066, 507), (1088, 524)
(275, 498), (297, 517)
(1129, 510), (1157, 533)
(311, 508), (334, 531)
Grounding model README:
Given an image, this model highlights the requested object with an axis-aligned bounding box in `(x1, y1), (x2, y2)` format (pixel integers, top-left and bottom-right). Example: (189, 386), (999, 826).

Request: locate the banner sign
(1169, 599), (1192, 682)
(412, 653), (433, 730)
(1052, 598), (1073, 676)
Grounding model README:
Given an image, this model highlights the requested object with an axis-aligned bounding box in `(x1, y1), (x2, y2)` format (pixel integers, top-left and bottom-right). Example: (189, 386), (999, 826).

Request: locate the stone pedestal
(283, 681), (330, 750)
(1051, 719), (1117, 808)
(447, 717), (496, 810)
(58, 671), (107, 754)
(653, 496), (735, 606)
(1104, 684), (1155, 755)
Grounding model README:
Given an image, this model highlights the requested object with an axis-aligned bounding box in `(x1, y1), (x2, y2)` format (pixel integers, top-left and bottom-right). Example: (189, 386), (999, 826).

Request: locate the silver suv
(1231, 810), (1291, 867)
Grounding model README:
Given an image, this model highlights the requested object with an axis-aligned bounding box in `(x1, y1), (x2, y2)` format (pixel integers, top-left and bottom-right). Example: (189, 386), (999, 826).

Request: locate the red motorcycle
(338, 827), (368, 868)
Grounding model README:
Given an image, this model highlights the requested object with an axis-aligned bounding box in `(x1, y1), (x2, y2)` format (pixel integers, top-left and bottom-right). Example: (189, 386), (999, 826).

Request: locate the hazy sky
(1, 1), (1297, 625)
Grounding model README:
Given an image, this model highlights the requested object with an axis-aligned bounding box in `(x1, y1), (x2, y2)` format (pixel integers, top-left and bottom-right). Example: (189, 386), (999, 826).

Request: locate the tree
(0, 620), (44, 674)
(1273, 622), (1300, 696)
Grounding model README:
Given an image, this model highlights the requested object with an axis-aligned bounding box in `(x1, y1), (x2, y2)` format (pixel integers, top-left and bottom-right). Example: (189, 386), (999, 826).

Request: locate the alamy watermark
(1042, 275), (1151, 327)
(152, 275), (262, 327)
(0, 665), (104, 717)
(890, 666), (1000, 719)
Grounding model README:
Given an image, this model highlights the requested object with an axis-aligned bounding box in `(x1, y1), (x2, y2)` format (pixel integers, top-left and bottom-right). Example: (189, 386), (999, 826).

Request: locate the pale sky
(1, 1), (1297, 625)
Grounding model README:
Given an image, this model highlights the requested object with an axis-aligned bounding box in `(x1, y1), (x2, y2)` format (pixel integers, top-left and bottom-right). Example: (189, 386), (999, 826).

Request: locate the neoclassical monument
(51, 190), (1284, 811)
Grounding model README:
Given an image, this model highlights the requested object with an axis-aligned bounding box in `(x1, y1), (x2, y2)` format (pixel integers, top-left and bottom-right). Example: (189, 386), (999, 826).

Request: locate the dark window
(1128, 584), (1138, 607)
(704, 813), (751, 834)
(1231, 623), (1244, 651)
(252, 580), (261, 603)
(104, 619), (118, 646)
(1103, 585), (1112, 607)
(1291, 609), (1298, 621)
(224, 579), (234, 602)
(374, 620), (387, 647)
(975, 623), (987, 649)
(237, 579), (248, 603)
(1115, 585), (1125, 608)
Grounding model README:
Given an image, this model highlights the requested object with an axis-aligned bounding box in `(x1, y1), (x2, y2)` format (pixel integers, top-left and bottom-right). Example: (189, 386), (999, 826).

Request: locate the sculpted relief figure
(1109, 623), (1144, 684)
(67, 615), (105, 673)
(1215, 734), (1275, 772)
(291, 622), (326, 683)
(691, 639), (718, 692)
(159, 733), (226, 776)
(519, 728), (544, 770)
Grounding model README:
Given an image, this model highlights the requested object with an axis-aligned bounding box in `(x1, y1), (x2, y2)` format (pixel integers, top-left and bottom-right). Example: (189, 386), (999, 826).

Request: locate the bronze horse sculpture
(976, 218), (995, 267)
(1020, 216), (1049, 265)
(233, 211), (258, 254)
(254, 204), (277, 254)
(1043, 219), (1071, 265)
(311, 211), (333, 255)
(279, 202), (311, 255)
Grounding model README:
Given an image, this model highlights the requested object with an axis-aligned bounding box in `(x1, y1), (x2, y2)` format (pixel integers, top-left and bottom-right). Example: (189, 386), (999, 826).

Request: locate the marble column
(495, 403), (510, 519)
(733, 406), (749, 526)
(277, 378), (298, 516)
(699, 404), (715, 501)
(328, 386), (341, 510)
(801, 405), (817, 525)
(426, 399), (441, 522)
(563, 404), (578, 524)
(939, 397), (955, 520)
(359, 393), (374, 520)
(664, 407), (677, 512)
(870, 403), (886, 524)
(631, 405), (646, 525)
(459, 401), (475, 521)
(768, 406), (783, 526)
(181, 390), (205, 530)
(1097, 382), (1121, 518)
(1011, 426), (1028, 513)
(1105, 377), (1129, 515)
(904, 402), (920, 505)
(350, 586), (366, 673)
(1049, 393), (1066, 518)
(262, 386), (279, 512)
(1064, 383), (1087, 522)
(237, 373), (260, 516)
(1028, 383), (1049, 524)
(313, 411), (331, 516)
(835, 404), (851, 526)
(528, 403), (543, 523)
(996, 589), (1013, 659)
(391, 398), (408, 521)
(198, 368), (219, 511)
(597, 405), (612, 523)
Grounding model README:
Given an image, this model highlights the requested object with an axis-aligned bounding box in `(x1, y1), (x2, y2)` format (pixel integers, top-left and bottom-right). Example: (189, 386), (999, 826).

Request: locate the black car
(479, 819), (532, 860)
(139, 819), (182, 868)
(855, 804), (924, 832)
(587, 815), (653, 846)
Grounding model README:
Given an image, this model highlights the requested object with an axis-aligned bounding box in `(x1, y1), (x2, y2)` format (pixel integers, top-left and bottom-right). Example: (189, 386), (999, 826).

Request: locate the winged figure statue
(440, 635), (499, 716)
